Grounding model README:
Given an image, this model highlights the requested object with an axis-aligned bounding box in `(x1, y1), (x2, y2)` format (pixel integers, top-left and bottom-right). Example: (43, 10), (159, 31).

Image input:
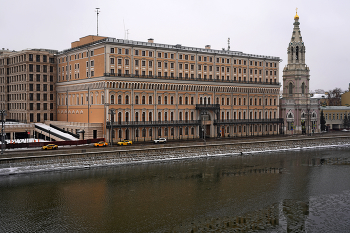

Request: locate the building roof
(59, 36), (281, 61)
(311, 93), (328, 99)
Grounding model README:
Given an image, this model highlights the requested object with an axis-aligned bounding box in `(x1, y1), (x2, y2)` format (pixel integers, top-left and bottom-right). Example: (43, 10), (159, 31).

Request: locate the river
(1, 146), (350, 232)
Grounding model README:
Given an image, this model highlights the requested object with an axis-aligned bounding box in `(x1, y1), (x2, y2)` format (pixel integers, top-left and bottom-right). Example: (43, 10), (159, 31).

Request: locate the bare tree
(327, 88), (342, 106)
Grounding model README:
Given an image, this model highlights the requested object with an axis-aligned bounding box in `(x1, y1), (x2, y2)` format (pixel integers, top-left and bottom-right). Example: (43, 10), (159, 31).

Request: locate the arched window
(142, 112), (146, 122)
(149, 112), (152, 121)
(200, 97), (203, 104)
(118, 112), (122, 124)
(158, 112), (161, 121)
(135, 112), (139, 122)
(111, 95), (115, 104)
(158, 96), (161, 104)
(296, 46), (299, 60)
(208, 97), (211, 104)
(118, 95), (122, 104)
(135, 95), (139, 104)
(149, 96), (152, 104)
(179, 96), (182, 105)
(301, 82), (305, 95)
(142, 96), (145, 104)
(165, 112), (168, 121)
(125, 95), (129, 104)
(125, 112), (129, 122)
(289, 83), (293, 95)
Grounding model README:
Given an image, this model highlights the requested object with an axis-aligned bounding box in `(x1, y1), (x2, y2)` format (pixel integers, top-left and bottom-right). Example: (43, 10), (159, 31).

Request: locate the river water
(1, 146), (350, 232)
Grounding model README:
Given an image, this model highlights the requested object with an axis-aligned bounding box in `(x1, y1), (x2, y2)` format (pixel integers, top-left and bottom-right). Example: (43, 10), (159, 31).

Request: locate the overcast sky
(1, 0), (349, 92)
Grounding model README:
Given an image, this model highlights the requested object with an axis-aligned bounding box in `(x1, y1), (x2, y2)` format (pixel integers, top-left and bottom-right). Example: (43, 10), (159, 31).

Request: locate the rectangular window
(111, 48), (114, 53)
(36, 84), (40, 91)
(135, 50), (139, 55)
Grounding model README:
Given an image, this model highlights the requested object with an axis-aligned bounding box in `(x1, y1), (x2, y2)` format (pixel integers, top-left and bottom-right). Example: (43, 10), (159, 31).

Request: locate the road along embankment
(0, 135), (349, 175)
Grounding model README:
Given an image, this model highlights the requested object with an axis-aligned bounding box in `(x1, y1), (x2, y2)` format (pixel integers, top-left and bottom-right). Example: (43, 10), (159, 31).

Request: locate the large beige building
(0, 48), (57, 123)
(56, 35), (282, 142)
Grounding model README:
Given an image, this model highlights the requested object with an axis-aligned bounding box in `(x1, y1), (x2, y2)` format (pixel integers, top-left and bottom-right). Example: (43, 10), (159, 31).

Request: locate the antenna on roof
(95, 8), (100, 36)
(228, 37), (230, 51)
(123, 19), (129, 40)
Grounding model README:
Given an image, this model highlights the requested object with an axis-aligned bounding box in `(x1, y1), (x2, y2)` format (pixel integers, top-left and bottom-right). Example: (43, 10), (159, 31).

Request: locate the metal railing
(214, 118), (284, 124)
(106, 120), (201, 128)
(50, 124), (79, 139)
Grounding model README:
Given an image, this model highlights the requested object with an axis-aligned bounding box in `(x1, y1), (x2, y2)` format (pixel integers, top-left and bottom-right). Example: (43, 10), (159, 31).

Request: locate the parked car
(117, 139), (133, 146)
(94, 141), (108, 147)
(154, 138), (167, 144)
(42, 144), (58, 150)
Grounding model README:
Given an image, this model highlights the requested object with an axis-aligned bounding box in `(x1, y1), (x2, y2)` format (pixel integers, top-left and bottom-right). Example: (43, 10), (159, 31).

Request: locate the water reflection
(0, 147), (350, 232)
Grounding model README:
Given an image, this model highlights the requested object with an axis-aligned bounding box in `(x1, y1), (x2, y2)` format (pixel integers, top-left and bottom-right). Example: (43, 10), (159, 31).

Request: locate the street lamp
(108, 109), (116, 146)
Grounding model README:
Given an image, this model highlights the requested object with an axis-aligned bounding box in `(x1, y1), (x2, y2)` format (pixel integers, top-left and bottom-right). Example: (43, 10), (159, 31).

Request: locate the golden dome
(294, 8), (299, 20)
(294, 12), (299, 20)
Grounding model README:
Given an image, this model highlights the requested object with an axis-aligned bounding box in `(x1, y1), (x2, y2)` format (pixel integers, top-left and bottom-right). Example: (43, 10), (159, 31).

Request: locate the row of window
(7, 102), (54, 111)
(59, 50), (94, 63)
(109, 47), (277, 67)
(325, 113), (350, 120)
(57, 93), (277, 107)
(29, 113), (54, 122)
(112, 58), (276, 74)
(107, 109), (277, 123)
(28, 84), (54, 92)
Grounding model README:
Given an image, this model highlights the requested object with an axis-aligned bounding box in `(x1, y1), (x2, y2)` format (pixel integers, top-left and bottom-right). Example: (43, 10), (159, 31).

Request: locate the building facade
(56, 35), (282, 142)
(280, 12), (320, 135)
(0, 48), (57, 123)
(321, 106), (350, 130)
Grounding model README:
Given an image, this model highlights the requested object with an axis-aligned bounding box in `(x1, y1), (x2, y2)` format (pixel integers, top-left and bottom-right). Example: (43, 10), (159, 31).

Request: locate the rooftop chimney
(148, 38), (154, 43)
(205, 45), (211, 49)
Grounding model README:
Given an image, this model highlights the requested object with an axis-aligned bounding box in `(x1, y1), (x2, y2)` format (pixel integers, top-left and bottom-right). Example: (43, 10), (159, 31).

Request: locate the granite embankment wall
(1, 136), (350, 169)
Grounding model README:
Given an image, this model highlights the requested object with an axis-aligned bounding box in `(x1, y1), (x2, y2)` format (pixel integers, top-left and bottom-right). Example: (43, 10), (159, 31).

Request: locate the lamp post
(108, 109), (116, 146)
(1, 110), (6, 155)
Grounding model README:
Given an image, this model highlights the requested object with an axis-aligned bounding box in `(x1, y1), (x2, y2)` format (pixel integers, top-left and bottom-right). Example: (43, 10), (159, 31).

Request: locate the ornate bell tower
(280, 9), (320, 135)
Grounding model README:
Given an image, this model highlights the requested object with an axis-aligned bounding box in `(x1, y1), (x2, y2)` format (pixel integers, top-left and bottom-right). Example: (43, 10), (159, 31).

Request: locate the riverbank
(0, 134), (350, 176)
